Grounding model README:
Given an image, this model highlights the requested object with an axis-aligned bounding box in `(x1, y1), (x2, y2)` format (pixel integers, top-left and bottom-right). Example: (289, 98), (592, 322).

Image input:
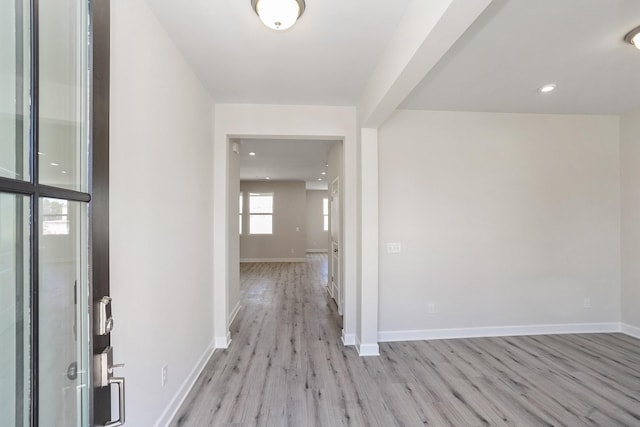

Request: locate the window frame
(249, 192), (274, 235)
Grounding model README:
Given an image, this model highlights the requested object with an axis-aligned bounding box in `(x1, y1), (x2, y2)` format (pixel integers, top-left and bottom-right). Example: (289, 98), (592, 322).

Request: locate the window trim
(249, 192), (273, 235)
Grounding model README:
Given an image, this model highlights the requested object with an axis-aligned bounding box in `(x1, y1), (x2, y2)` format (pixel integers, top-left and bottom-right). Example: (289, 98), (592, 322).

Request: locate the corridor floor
(170, 254), (640, 426)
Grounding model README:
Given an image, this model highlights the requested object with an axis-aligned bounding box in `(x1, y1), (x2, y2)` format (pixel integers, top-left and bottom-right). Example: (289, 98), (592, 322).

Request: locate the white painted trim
(214, 332), (231, 349)
(214, 104), (358, 349)
(228, 302), (241, 327)
(156, 341), (215, 427)
(622, 323), (640, 339)
(378, 322), (621, 342)
(306, 249), (329, 253)
(240, 258), (306, 263)
(356, 335), (380, 356)
(342, 330), (356, 346)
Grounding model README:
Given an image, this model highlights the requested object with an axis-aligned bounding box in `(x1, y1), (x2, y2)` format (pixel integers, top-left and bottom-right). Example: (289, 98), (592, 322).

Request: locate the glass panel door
(38, 0), (89, 191)
(0, 0), (94, 425)
(0, 0), (30, 181)
(38, 198), (89, 426)
(0, 193), (30, 426)
(37, 0), (91, 423)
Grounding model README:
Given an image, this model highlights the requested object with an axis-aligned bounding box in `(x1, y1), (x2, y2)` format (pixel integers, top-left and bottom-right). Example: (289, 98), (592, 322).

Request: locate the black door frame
(91, 0), (112, 424)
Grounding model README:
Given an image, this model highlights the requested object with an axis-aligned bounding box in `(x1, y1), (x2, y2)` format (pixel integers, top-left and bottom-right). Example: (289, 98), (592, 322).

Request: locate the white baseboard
(228, 302), (241, 326)
(240, 258), (306, 263)
(622, 323), (640, 339)
(378, 322), (621, 342)
(342, 331), (356, 346)
(306, 249), (328, 253)
(214, 332), (231, 349)
(356, 336), (380, 356)
(155, 340), (215, 427)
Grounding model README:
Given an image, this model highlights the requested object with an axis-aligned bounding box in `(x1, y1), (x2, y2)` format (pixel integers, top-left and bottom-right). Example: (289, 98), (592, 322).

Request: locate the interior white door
(330, 178), (342, 314)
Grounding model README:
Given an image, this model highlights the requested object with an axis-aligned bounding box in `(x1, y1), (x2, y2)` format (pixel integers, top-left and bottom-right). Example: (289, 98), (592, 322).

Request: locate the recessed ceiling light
(265, 176), (271, 180)
(50, 162), (59, 166)
(249, 152), (256, 156)
(321, 172), (326, 175)
(317, 178), (322, 181)
(61, 171), (67, 174)
(539, 84), (556, 93)
(624, 25), (640, 50)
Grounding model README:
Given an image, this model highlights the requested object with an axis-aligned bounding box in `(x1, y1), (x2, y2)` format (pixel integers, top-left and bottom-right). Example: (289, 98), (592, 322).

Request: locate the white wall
(306, 190), (329, 252)
(228, 143), (240, 325)
(378, 110), (621, 339)
(240, 181), (306, 261)
(621, 109), (640, 335)
(110, 0), (214, 425)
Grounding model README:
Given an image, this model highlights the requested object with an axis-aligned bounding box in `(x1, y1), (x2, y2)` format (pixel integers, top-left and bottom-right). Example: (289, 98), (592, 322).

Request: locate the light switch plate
(387, 242), (401, 253)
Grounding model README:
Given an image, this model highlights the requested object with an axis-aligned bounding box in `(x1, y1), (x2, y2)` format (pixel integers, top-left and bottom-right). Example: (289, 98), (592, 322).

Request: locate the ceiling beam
(358, 0), (493, 128)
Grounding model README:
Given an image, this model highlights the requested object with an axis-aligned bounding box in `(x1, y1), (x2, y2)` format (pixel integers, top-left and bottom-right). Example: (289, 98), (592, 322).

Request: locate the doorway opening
(227, 137), (345, 340)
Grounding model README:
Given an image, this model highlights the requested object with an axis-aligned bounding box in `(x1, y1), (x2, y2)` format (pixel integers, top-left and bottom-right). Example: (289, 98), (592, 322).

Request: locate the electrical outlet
(428, 303), (436, 314)
(161, 365), (168, 387)
(387, 242), (401, 253)
(583, 297), (591, 309)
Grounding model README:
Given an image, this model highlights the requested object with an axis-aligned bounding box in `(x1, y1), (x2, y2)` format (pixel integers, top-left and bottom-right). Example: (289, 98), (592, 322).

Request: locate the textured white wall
(379, 110), (621, 336)
(621, 110), (640, 332)
(110, 0), (214, 425)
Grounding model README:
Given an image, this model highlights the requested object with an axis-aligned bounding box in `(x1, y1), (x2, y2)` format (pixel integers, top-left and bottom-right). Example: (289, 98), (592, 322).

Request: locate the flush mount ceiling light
(251, 0), (305, 31)
(625, 25), (640, 49)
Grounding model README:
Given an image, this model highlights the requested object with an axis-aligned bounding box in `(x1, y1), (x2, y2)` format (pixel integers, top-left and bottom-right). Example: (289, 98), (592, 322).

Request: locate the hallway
(170, 255), (640, 426)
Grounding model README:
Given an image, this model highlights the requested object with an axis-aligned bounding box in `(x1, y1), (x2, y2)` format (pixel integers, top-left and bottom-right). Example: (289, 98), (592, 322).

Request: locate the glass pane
(249, 193), (273, 213)
(38, 0), (88, 191)
(39, 198), (89, 426)
(250, 214), (273, 234)
(0, 193), (31, 426)
(0, 0), (30, 181)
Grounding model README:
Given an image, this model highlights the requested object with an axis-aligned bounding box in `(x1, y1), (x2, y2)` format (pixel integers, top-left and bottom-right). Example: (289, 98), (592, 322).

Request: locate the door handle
(106, 374), (125, 427)
(333, 248), (338, 253)
(94, 347), (126, 426)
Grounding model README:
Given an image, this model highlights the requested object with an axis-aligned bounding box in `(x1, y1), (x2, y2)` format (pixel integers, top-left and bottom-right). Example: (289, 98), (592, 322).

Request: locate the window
(239, 192), (243, 234)
(323, 197), (329, 231)
(249, 192), (273, 234)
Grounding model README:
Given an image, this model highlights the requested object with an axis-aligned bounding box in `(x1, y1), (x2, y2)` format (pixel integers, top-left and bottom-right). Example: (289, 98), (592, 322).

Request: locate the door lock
(94, 346), (126, 426)
(95, 296), (113, 336)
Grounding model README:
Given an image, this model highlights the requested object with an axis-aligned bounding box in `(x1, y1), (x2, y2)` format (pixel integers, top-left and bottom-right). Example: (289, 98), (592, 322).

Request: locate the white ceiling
(146, 0), (410, 105)
(148, 0), (640, 182)
(401, 0), (640, 114)
(237, 139), (336, 190)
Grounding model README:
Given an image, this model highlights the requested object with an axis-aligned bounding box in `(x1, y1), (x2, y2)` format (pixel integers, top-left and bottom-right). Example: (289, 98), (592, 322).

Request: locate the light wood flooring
(170, 254), (640, 426)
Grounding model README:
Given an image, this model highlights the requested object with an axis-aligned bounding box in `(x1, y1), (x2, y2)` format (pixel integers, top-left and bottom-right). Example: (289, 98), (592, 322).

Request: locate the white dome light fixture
(251, 0), (305, 31)
(624, 25), (640, 50)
